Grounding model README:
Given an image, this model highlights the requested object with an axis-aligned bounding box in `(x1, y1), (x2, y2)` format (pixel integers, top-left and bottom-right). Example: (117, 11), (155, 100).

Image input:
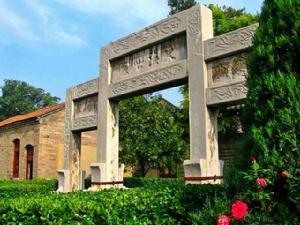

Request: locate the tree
(119, 95), (186, 177)
(168, 0), (197, 15)
(0, 79), (60, 121)
(240, 0), (300, 222)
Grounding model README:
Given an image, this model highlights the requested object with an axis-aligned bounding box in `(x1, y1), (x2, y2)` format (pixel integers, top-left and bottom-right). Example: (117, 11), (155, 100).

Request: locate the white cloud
(0, 0), (87, 48)
(0, 4), (38, 41)
(56, 0), (169, 28)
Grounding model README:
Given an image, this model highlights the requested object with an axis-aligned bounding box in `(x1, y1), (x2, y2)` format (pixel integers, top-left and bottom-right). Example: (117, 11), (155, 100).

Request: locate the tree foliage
(168, 0), (197, 15)
(119, 95), (186, 177)
(239, 0), (300, 222)
(0, 79), (60, 121)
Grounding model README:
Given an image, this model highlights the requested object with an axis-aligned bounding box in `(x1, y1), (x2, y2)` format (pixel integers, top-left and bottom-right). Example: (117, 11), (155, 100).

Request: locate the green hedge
(124, 177), (185, 189)
(0, 178), (227, 224)
(0, 179), (57, 199)
(0, 188), (184, 224)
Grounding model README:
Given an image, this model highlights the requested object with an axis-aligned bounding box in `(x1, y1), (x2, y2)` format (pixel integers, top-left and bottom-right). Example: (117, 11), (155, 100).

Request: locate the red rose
(231, 200), (248, 220)
(217, 215), (231, 225)
(256, 177), (267, 188)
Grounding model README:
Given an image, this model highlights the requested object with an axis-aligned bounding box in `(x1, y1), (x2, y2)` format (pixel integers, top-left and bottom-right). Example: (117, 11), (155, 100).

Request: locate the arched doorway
(25, 145), (34, 180)
(12, 139), (20, 178)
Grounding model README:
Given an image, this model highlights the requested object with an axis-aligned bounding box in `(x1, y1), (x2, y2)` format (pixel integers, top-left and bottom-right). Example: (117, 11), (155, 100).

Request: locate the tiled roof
(0, 103), (65, 127)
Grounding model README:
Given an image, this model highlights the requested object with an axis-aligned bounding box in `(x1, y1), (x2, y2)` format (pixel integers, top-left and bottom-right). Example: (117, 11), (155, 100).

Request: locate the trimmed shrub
(124, 177), (184, 189)
(0, 179), (57, 199)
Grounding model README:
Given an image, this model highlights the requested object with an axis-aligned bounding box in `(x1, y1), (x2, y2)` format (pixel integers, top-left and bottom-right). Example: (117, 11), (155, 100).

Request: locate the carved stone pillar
(184, 5), (224, 184)
(91, 47), (124, 190)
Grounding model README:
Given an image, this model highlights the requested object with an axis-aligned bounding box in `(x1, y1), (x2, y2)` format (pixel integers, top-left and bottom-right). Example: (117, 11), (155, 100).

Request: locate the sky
(0, 0), (263, 106)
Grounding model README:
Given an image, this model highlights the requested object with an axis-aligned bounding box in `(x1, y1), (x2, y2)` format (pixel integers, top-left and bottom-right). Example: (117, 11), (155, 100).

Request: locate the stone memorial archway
(58, 5), (257, 192)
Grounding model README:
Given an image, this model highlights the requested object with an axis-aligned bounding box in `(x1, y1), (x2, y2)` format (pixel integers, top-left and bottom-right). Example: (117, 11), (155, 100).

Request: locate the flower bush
(256, 178), (266, 188)
(217, 215), (230, 225)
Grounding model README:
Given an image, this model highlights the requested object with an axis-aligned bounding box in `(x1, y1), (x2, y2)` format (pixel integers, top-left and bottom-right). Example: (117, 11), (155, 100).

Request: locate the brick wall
(0, 120), (38, 179)
(38, 109), (65, 178)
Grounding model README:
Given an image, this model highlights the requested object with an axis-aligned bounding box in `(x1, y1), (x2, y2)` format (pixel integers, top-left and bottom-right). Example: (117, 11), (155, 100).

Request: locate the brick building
(0, 103), (96, 180)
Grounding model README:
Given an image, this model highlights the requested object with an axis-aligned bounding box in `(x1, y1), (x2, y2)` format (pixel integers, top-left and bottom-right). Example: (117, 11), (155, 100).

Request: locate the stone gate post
(184, 6), (224, 184)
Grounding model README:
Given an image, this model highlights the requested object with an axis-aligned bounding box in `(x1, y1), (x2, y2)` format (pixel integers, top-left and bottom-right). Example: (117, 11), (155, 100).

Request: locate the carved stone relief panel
(74, 95), (98, 119)
(111, 35), (187, 84)
(207, 53), (248, 86)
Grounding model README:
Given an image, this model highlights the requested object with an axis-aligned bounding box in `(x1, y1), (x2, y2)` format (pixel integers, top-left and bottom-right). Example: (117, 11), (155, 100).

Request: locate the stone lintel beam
(72, 78), (99, 100)
(206, 81), (248, 106)
(108, 61), (187, 100)
(71, 115), (97, 131)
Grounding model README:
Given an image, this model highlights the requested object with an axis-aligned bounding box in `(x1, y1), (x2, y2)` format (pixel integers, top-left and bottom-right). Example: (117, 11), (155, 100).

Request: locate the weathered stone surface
(109, 61), (187, 99)
(72, 79), (99, 100)
(57, 170), (70, 192)
(204, 24), (258, 60)
(207, 53), (248, 86)
(108, 14), (188, 59)
(111, 35), (187, 83)
(74, 95), (98, 118)
(206, 81), (248, 105)
(72, 115), (97, 131)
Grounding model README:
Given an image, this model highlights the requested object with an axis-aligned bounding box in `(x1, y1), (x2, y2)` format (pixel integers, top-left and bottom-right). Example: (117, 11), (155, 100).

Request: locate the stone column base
(57, 170), (70, 192)
(183, 159), (224, 184)
(89, 163), (125, 191)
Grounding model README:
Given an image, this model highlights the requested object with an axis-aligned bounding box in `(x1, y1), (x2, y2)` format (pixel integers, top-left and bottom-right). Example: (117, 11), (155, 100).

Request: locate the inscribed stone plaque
(111, 35), (187, 84)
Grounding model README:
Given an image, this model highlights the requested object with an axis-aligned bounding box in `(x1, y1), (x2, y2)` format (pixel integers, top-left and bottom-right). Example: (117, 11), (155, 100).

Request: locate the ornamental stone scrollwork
(204, 24), (258, 60)
(72, 79), (99, 100)
(111, 35), (187, 83)
(110, 17), (184, 58)
(206, 82), (248, 105)
(109, 61), (186, 98)
(209, 53), (248, 85)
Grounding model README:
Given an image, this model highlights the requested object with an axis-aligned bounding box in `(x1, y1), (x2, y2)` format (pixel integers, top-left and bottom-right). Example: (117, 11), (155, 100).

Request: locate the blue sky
(0, 0), (263, 106)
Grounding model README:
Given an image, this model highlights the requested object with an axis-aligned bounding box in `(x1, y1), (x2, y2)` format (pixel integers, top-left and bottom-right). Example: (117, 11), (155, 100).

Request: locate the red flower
(251, 156), (256, 163)
(256, 178), (267, 188)
(217, 215), (231, 225)
(231, 200), (248, 220)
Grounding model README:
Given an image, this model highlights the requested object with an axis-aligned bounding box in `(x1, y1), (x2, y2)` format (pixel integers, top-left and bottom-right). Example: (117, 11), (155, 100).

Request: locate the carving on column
(72, 79), (99, 100)
(188, 9), (201, 36)
(110, 17), (182, 57)
(207, 82), (248, 105)
(101, 47), (111, 74)
(63, 88), (73, 166)
(109, 62), (186, 98)
(71, 135), (80, 191)
(111, 35), (187, 83)
(210, 53), (248, 84)
(208, 109), (219, 163)
(205, 24), (258, 60)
